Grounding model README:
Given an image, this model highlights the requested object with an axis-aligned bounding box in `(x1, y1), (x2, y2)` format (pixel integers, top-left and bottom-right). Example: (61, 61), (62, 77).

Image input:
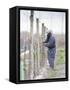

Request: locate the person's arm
(43, 38), (47, 43)
(46, 37), (55, 48)
(43, 38), (48, 47)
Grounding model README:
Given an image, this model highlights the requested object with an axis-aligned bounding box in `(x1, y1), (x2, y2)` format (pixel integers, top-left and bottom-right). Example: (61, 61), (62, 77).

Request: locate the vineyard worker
(43, 31), (56, 69)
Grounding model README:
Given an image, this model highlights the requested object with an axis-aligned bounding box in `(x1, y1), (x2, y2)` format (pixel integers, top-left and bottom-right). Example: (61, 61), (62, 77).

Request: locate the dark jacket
(43, 35), (56, 49)
(43, 34), (56, 59)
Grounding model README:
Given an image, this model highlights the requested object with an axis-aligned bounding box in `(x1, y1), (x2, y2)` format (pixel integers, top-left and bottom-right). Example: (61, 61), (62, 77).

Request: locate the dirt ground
(34, 60), (65, 79)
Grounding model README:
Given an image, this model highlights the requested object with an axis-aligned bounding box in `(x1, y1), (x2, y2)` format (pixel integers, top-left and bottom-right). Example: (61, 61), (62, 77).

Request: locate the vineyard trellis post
(30, 10), (34, 79)
(44, 26), (48, 62)
(41, 23), (46, 67)
(36, 18), (40, 74)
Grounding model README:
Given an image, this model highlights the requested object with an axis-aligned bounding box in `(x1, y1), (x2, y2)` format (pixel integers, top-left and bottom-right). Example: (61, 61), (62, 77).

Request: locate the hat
(46, 29), (52, 34)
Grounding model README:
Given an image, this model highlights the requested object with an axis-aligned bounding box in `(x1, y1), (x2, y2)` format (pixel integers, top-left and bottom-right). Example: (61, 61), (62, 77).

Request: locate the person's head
(46, 30), (52, 42)
(46, 30), (52, 35)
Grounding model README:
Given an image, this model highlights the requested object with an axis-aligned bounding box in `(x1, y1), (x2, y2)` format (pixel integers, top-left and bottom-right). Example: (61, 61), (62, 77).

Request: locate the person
(43, 31), (56, 69)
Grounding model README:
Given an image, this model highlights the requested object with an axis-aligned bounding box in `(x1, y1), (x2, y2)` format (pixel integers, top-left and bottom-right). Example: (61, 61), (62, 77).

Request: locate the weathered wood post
(41, 23), (45, 67)
(43, 26), (47, 65)
(36, 18), (40, 74)
(30, 10), (34, 79)
(24, 40), (26, 79)
(20, 39), (25, 80)
(28, 36), (31, 79)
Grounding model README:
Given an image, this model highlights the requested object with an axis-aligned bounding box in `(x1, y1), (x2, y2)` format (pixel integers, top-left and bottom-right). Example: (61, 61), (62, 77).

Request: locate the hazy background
(20, 10), (65, 34)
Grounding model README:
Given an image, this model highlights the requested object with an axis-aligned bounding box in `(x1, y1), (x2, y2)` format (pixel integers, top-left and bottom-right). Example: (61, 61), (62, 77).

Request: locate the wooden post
(36, 18), (40, 74)
(24, 41), (26, 79)
(33, 43), (36, 77)
(28, 37), (31, 79)
(30, 10), (34, 79)
(43, 26), (47, 62)
(41, 23), (45, 67)
(20, 39), (25, 80)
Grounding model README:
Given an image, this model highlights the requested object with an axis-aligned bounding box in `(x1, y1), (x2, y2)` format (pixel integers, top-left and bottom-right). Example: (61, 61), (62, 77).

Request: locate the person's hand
(43, 42), (46, 46)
